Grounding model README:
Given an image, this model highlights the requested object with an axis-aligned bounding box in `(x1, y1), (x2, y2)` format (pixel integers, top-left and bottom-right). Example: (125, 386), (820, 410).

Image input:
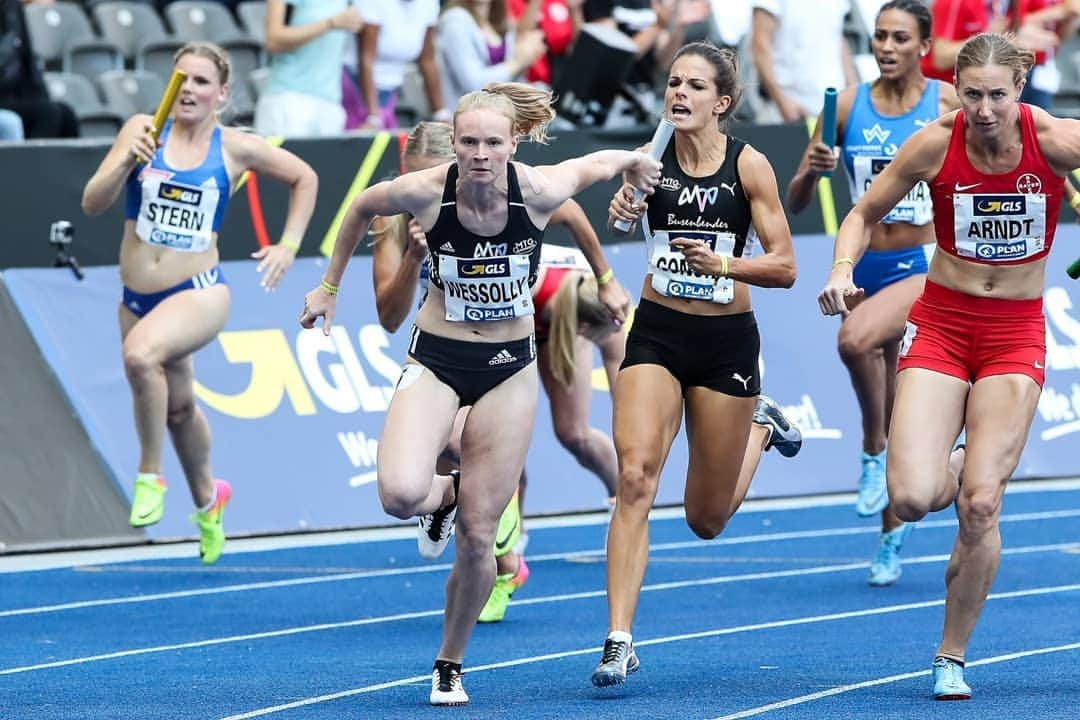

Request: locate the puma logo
(720, 181), (738, 196)
(732, 372), (751, 391)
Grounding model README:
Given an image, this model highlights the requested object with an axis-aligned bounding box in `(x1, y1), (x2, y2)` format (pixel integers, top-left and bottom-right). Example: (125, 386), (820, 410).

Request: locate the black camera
(48, 220), (83, 280)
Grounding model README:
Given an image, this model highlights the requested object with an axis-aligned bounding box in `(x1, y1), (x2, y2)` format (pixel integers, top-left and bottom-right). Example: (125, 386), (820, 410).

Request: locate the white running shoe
(418, 470), (459, 560)
(430, 660), (468, 706)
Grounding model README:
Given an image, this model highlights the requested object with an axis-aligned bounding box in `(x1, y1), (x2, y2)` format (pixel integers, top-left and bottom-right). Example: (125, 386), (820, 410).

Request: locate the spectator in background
(583, 0), (708, 106)
(507, 0), (585, 87)
(0, 109), (24, 141)
(436, 0), (547, 109)
(0, 0), (78, 138)
(345, 0), (448, 131)
(1013, 0), (1080, 109)
(749, 0), (858, 123)
(256, 0), (364, 137)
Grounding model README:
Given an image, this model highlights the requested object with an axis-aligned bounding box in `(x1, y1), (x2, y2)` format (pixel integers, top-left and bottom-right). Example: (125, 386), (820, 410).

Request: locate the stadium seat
(92, 1), (179, 65)
(163, 0), (245, 43)
(235, 0), (266, 45)
(43, 71), (125, 137)
(24, 1), (123, 75)
(97, 69), (167, 117)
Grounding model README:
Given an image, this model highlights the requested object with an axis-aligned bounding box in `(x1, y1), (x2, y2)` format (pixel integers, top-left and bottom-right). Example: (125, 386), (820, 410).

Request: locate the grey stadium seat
(97, 69), (167, 117)
(164, 0), (245, 43)
(24, 1), (123, 77)
(43, 71), (125, 137)
(92, 1), (180, 64)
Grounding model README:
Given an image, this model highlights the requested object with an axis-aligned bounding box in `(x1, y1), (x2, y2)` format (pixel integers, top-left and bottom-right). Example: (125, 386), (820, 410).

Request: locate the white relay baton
(613, 117), (676, 234)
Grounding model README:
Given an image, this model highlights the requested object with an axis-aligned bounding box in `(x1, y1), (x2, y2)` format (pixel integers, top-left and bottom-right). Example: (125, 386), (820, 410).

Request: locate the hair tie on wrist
(321, 279), (339, 296)
(832, 257), (855, 268)
(597, 268), (615, 285)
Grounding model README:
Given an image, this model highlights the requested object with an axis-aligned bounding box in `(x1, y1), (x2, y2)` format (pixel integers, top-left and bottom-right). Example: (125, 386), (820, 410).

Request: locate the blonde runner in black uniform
(300, 82), (660, 706)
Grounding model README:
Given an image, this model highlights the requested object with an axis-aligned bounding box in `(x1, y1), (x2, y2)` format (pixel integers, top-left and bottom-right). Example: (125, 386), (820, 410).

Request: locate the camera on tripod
(49, 220), (84, 280)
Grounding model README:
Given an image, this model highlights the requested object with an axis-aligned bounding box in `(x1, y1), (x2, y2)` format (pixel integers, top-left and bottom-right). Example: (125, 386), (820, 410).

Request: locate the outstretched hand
(300, 285), (337, 334)
(626, 152), (662, 196)
(252, 243), (297, 291)
(818, 272), (864, 317)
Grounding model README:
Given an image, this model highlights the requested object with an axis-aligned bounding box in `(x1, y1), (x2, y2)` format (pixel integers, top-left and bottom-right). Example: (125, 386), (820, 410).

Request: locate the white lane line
(3, 542), (1076, 676)
(709, 641), (1080, 719)
(6, 480), (1080, 573)
(4, 507), (1077, 619)
(216, 582), (1080, 720)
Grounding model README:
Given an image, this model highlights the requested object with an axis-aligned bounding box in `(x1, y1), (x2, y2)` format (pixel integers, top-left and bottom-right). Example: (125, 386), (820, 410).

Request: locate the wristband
(832, 257), (855, 268)
(320, 278), (340, 296)
(279, 237), (300, 252)
(1070, 195), (1080, 210)
(719, 255), (729, 278)
(596, 268), (615, 285)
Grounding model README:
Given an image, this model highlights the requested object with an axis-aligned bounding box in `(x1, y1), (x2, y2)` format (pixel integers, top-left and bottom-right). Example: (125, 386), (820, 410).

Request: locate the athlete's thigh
(378, 363), (461, 492)
(539, 336), (595, 433)
(458, 364), (539, 532)
(964, 373), (1041, 491)
(682, 387), (755, 511)
(841, 274), (926, 350)
(612, 364), (683, 478)
(887, 368), (968, 497)
(122, 285), (231, 362)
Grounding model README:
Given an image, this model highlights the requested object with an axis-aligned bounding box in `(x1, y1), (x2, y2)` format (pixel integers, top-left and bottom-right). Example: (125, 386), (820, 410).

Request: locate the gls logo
(475, 241), (508, 257)
(678, 185), (720, 213)
(974, 196), (1025, 215)
(158, 183), (202, 205)
(458, 259), (510, 277)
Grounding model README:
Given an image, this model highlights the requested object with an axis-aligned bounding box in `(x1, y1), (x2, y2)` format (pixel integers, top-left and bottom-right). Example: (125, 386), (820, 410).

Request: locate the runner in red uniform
(819, 32), (1076, 701)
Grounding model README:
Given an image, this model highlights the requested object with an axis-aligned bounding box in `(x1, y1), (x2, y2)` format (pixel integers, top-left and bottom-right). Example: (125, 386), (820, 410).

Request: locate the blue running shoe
(932, 656), (971, 700)
(753, 395), (802, 458)
(868, 522), (913, 586)
(855, 450), (888, 517)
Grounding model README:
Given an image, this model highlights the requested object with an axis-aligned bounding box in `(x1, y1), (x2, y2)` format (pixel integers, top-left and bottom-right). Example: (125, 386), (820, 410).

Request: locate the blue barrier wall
(8, 229), (1080, 539)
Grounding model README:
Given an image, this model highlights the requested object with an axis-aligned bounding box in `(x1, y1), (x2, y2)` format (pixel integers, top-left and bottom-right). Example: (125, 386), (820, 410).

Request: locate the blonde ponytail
(455, 82), (556, 144)
(546, 272), (612, 387)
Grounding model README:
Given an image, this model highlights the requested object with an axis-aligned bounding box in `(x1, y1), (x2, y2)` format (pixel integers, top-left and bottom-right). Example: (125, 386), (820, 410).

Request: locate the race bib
(135, 171), (218, 253)
(439, 253), (534, 322)
(953, 193), (1046, 262)
(853, 156), (932, 225)
(649, 230), (735, 304)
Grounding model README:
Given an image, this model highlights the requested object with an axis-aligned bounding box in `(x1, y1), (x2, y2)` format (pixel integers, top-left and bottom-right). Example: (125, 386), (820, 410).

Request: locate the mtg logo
(457, 259), (510, 278)
(659, 177), (681, 191)
(678, 185), (720, 213)
(974, 195), (1025, 215)
(158, 182), (202, 205)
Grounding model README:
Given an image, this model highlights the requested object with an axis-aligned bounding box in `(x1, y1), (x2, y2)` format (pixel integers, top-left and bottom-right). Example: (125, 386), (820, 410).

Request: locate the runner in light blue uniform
(787, 0), (958, 586)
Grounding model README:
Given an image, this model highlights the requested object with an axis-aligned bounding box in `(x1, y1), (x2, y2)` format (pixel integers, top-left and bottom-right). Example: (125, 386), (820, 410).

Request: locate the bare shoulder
(1031, 105), (1080, 172)
(836, 84), (859, 117)
(736, 142), (777, 177)
(220, 126), (265, 157)
(936, 80), (960, 112)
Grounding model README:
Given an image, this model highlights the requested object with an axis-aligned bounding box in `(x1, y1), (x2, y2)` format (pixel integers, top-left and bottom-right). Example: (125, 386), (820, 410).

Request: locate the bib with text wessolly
(135, 171), (219, 253)
(853, 156), (932, 225)
(439, 253), (534, 321)
(649, 230), (735, 304)
(953, 193), (1046, 262)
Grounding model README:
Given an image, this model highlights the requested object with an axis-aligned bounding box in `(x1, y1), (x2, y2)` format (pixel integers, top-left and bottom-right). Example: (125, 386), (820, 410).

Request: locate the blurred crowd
(2, 0), (1080, 142)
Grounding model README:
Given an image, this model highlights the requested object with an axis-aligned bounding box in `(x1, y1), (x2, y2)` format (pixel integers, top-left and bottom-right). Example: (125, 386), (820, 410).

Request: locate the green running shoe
(191, 480), (232, 565)
(478, 558), (529, 623)
(129, 475), (167, 527)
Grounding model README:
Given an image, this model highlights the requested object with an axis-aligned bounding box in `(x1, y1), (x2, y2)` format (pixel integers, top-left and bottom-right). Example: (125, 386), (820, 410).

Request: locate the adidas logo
(440, 242), (455, 252)
(488, 349), (517, 366)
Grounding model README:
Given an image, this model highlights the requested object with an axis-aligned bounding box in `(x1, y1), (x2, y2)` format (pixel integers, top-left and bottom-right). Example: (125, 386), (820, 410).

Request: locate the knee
(554, 424), (590, 459)
(378, 476), (427, 520)
(836, 327), (878, 365)
(685, 510), (728, 540)
(122, 345), (158, 384)
(616, 459), (658, 509)
(454, 524), (496, 562)
(888, 486), (931, 523)
(166, 397), (196, 429)
(956, 489), (1000, 540)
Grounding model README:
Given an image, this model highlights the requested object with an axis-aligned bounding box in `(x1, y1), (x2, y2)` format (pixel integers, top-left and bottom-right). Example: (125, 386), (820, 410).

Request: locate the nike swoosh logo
(955, 183), (981, 191)
(494, 515), (519, 552)
(1035, 360), (1045, 369)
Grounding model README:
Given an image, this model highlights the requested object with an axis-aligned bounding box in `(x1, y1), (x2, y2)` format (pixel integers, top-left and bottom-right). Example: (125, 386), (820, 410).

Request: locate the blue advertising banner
(7, 229), (1080, 538)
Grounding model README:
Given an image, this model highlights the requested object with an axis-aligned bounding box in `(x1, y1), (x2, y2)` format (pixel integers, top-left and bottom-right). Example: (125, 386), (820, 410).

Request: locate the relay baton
(152, 69), (186, 140)
(613, 117), (676, 234)
(820, 87), (838, 178)
(1067, 257), (1080, 279)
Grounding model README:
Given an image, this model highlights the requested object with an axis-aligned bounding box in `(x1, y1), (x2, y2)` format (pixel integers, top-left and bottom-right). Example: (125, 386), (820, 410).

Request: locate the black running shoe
(418, 470), (459, 559)
(753, 394), (802, 458)
(430, 659), (468, 706)
(591, 637), (640, 687)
